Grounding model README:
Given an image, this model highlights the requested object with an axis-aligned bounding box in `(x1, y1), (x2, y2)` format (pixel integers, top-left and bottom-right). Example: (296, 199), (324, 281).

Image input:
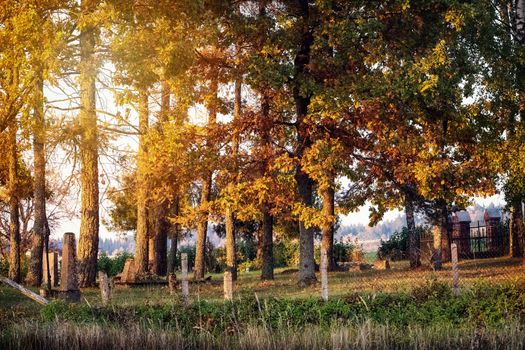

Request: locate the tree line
(0, 0), (524, 287)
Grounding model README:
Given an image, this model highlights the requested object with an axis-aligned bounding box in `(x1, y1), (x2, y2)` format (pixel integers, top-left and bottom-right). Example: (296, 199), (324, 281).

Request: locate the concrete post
(321, 249), (328, 301)
(451, 243), (459, 295)
(181, 253), (189, 304)
(224, 270), (233, 301)
(98, 271), (111, 305)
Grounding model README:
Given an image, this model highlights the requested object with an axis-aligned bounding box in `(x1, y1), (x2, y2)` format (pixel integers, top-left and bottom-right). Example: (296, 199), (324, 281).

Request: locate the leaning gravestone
(121, 258), (137, 284)
(58, 232), (80, 303)
(42, 251), (59, 287)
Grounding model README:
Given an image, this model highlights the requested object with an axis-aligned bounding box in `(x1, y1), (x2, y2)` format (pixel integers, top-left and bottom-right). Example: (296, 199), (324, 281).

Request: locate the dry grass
(71, 257), (524, 307)
(2, 320), (524, 350)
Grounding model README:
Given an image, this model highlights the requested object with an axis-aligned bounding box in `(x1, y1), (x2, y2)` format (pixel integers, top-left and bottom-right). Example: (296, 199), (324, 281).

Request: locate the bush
(377, 226), (427, 260)
(97, 251), (133, 277)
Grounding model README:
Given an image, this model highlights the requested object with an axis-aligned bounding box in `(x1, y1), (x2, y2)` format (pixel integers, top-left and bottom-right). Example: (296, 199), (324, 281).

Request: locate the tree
(77, 0), (101, 287)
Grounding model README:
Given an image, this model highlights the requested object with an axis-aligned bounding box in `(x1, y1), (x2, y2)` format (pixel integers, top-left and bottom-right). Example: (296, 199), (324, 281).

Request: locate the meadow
(1, 257), (524, 349)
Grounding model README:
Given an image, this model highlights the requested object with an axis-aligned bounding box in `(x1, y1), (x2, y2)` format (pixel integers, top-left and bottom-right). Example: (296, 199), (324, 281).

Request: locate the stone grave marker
(42, 251), (59, 287)
(58, 232), (80, 303)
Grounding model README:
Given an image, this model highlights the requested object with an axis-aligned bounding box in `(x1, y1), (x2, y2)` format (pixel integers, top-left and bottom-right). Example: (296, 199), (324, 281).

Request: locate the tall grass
(2, 320), (524, 350)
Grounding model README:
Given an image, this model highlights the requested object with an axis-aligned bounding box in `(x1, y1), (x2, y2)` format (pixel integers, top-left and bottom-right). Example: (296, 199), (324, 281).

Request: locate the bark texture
(225, 77), (241, 281)
(8, 124), (20, 283)
(321, 187), (336, 271)
(261, 206), (274, 280)
(27, 75), (45, 286)
(167, 198), (179, 274)
(194, 175), (211, 280)
(294, 0), (316, 286)
(151, 202), (168, 276)
(405, 195), (421, 268)
(77, 0), (100, 287)
(194, 74), (218, 280)
(135, 90), (150, 273)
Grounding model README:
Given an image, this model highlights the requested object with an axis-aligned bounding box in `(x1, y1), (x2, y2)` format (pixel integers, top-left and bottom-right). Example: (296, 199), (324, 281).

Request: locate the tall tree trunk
(167, 197), (179, 274)
(8, 124), (20, 283)
(27, 74), (45, 286)
(509, 203), (523, 258)
(259, 93), (274, 280)
(194, 176), (211, 280)
(194, 73), (218, 280)
(225, 76), (241, 281)
(296, 171), (316, 285)
(261, 205), (274, 280)
(77, 0), (100, 287)
(148, 80), (171, 275)
(294, 0), (316, 286)
(321, 187), (336, 271)
(135, 89), (150, 273)
(432, 203), (447, 271)
(405, 194), (420, 268)
(150, 202), (168, 276)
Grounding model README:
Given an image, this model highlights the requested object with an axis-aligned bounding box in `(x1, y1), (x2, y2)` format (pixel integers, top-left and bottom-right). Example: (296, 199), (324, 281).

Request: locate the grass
(74, 256), (524, 306)
(1, 257), (524, 349)
(2, 320), (524, 350)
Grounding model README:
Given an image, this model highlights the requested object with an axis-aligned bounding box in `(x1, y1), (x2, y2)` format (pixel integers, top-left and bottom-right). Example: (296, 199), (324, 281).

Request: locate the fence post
(224, 270), (233, 301)
(451, 243), (459, 295)
(321, 248), (328, 301)
(98, 271), (111, 306)
(181, 253), (189, 304)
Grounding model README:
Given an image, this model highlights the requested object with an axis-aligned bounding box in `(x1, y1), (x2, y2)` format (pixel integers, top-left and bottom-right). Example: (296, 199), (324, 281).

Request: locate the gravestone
(58, 232), (80, 302)
(42, 251), (59, 287)
(121, 258), (137, 283)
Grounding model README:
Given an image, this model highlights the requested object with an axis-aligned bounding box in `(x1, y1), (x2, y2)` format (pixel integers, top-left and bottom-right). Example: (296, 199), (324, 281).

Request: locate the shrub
(97, 251), (133, 277)
(377, 226), (427, 260)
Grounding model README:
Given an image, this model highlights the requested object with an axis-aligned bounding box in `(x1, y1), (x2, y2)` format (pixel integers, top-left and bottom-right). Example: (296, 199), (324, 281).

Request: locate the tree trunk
(512, 204), (524, 258)
(296, 171), (316, 285)
(405, 195), (420, 268)
(147, 80), (171, 276)
(261, 206), (274, 280)
(194, 72), (218, 280)
(167, 197), (179, 274)
(225, 66), (242, 281)
(431, 204), (447, 270)
(151, 202), (168, 276)
(321, 187), (336, 271)
(135, 89), (150, 273)
(77, 0), (100, 287)
(8, 124), (20, 283)
(225, 207), (237, 280)
(27, 74), (45, 286)
(293, 0), (316, 286)
(194, 175), (211, 280)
